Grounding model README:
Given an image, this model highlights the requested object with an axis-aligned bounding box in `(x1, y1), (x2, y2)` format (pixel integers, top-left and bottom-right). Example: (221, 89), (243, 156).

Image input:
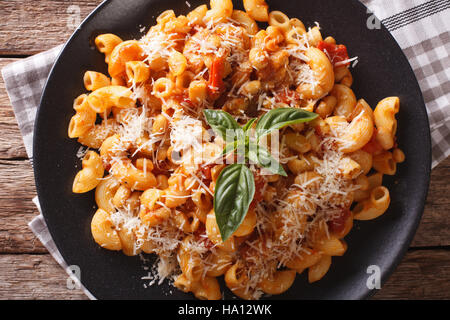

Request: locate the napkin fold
(2, 0), (449, 300)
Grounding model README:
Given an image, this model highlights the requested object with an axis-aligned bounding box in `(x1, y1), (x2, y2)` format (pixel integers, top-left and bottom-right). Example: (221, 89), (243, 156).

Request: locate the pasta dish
(68, 0), (404, 299)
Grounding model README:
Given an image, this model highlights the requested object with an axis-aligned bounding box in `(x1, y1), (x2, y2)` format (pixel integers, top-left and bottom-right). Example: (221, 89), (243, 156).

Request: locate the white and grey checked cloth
(1, 0), (449, 300)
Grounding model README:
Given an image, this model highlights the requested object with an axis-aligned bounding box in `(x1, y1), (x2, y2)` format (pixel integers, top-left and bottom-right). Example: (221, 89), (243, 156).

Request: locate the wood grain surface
(0, 1), (100, 56)
(0, 0), (448, 300)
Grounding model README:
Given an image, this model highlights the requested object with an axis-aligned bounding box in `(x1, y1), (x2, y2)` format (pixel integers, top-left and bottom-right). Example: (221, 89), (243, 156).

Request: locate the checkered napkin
(1, 0), (449, 300)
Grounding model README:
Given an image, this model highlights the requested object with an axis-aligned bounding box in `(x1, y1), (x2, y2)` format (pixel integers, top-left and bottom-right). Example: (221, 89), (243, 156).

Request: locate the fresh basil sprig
(213, 164), (255, 242)
(203, 107), (317, 241)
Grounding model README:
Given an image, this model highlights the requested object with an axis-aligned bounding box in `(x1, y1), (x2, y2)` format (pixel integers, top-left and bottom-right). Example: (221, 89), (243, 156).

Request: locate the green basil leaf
(255, 108), (318, 139)
(222, 141), (237, 155)
(242, 118), (257, 132)
(221, 133), (249, 158)
(214, 164), (255, 242)
(248, 143), (287, 177)
(203, 109), (242, 140)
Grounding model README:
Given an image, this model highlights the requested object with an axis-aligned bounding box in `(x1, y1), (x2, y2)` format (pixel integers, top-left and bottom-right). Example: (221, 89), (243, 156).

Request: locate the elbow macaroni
(73, 151), (104, 193)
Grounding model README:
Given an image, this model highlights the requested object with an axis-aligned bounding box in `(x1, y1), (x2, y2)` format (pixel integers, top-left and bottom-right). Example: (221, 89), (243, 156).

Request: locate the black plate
(34, 0), (431, 300)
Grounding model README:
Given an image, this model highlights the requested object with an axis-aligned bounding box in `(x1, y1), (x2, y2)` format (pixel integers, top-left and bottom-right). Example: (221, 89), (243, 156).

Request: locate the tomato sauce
(327, 208), (351, 234)
(208, 56), (225, 95)
(249, 174), (266, 209)
(362, 128), (384, 154)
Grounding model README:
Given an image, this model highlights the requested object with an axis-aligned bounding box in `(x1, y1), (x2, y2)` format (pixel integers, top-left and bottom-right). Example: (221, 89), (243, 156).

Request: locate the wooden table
(0, 0), (449, 300)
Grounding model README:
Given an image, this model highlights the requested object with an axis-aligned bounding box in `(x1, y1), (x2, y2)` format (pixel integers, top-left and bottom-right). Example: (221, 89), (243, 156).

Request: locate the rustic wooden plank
(0, 57), (46, 253)
(0, 58), (28, 159)
(0, 0), (102, 55)
(412, 158), (450, 247)
(374, 249), (450, 299)
(0, 249), (448, 299)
